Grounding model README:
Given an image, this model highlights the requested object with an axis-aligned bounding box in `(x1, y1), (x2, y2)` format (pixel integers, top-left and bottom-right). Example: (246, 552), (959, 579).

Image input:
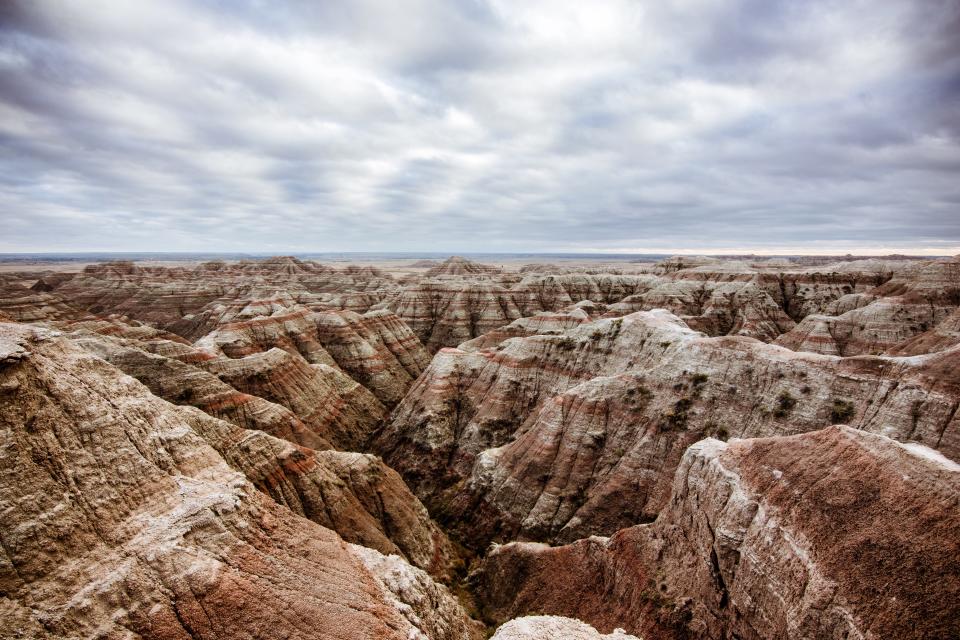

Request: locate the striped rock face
(0, 254), (957, 639)
(377, 309), (960, 548)
(0, 323), (480, 640)
(477, 426), (960, 640)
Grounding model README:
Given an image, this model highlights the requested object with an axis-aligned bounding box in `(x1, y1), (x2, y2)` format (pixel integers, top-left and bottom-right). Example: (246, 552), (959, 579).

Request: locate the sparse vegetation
(662, 397), (693, 430)
(610, 318), (623, 338)
(586, 431), (606, 447)
(829, 399), (856, 424)
(704, 421), (729, 441)
(911, 400), (923, 432)
(625, 385), (654, 408)
(773, 391), (797, 418)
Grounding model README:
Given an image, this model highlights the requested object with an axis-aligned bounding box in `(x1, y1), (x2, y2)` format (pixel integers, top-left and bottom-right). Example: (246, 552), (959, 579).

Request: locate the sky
(1, 0), (958, 255)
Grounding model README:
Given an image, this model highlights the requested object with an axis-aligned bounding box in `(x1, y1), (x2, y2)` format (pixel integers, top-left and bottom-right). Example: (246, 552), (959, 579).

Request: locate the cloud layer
(1, 0), (958, 253)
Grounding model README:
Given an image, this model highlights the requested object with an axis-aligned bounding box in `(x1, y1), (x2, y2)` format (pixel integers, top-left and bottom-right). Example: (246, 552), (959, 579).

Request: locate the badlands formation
(1, 254), (958, 639)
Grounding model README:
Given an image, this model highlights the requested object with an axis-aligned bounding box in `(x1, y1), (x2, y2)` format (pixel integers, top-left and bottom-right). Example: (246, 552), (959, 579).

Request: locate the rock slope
(477, 426), (960, 639)
(377, 310), (960, 547)
(0, 322), (478, 639)
(62, 327), (459, 579)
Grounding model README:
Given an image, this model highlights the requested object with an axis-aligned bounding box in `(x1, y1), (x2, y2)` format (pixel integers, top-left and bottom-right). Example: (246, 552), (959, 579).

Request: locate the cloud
(0, 0), (958, 253)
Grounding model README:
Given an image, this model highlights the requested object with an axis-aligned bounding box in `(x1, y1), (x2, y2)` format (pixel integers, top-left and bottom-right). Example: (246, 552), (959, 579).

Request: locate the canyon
(1, 254), (957, 639)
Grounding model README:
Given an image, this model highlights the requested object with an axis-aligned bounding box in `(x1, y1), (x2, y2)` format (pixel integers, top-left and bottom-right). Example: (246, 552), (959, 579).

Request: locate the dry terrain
(1, 254), (957, 639)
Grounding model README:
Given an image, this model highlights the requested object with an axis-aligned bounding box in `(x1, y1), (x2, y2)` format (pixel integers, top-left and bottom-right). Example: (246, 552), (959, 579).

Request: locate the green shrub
(662, 397), (693, 430)
(704, 421), (729, 441)
(773, 391), (797, 418)
(829, 399), (856, 424)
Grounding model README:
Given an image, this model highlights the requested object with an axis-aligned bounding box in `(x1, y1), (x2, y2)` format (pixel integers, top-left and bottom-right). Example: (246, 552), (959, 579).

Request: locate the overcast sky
(1, 0), (958, 254)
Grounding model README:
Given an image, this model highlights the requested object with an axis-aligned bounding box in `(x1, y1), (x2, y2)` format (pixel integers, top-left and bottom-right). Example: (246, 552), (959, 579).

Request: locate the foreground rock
(478, 427), (960, 639)
(491, 616), (640, 639)
(65, 326), (458, 579)
(0, 323), (478, 639)
(477, 426), (960, 639)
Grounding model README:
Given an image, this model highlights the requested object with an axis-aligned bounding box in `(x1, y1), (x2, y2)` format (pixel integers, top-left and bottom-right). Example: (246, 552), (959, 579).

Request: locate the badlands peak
(426, 256), (502, 277)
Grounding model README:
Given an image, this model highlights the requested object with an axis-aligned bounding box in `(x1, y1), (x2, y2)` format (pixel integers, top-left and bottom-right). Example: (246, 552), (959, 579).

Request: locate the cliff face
(477, 426), (960, 640)
(0, 323), (478, 640)
(774, 257), (960, 356)
(377, 310), (960, 547)
(384, 279), (525, 352)
(605, 280), (795, 341)
(196, 306), (430, 407)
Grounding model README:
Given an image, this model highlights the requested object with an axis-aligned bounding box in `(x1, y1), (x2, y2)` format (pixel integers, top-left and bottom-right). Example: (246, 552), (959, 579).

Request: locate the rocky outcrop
(386, 280), (524, 352)
(378, 310), (960, 548)
(425, 256), (502, 277)
(44, 258), (399, 337)
(352, 544), (485, 639)
(313, 309), (431, 406)
(753, 269), (891, 321)
(458, 308), (592, 351)
(194, 304), (339, 366)
(384, 274), (657, 352)
(0, 322), (477, 639)
(477, 426), (960, 640)
(887, 307), (960, 355)
(75, 319), (390, 452)
(197, 306), (429, 406)
(71, 331), (336, 450)
(182, 407), (458, 580)
(0, 278), (84, 323)
(30, 272), (76, 292)
(652, 255), (722, 274)
(509, 274), (659, 317)
(775, 296), (957, 356)
(205, 347), (387, 451)
(605, 280), (794, 341)
(62, 329), (458, 579)
(491, 616), (640, 639)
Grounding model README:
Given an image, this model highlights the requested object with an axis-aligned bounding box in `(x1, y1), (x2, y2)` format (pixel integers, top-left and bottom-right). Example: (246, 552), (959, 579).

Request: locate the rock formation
(425, 256), (502, 277)
(491, 616), (640, 639)
(0, 277), (85, 322)
(205, 347), (387, 451)
(605, 280), (794, 341)
(196, 306), (429, 407)
(377, 310), (959, 547)
(774, 257), (960, 356)
(1, 253), (958, 639)
(384, 279), (524, 351)
(477, 426), (960, 639)
(0, 322), (477, 640)
(887, 306), (960, 355)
